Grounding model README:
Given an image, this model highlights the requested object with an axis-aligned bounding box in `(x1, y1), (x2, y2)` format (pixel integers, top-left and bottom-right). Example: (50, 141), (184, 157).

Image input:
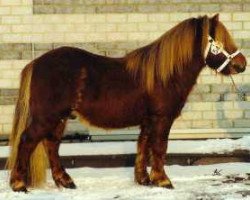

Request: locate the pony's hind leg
(135, 120), (151, 185)
(10, 132), (40, 192)
(44, 118), (76, 189)
(149, 116), (173, 189)
(10, 119), (50, 192)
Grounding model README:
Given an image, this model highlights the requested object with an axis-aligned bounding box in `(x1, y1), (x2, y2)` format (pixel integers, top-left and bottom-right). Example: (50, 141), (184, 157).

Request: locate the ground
(1, 163), (250, 200)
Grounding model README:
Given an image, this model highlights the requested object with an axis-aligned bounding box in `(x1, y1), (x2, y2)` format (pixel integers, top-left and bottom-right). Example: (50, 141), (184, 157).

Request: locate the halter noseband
(204, 36), (241, 72)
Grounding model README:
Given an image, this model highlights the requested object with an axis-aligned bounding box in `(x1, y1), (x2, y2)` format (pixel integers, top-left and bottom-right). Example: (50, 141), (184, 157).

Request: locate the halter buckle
(204, 36), (241, 72)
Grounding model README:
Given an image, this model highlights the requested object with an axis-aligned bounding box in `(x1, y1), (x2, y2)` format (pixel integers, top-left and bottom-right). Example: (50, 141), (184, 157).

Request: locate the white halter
(204, 36), (241, 72)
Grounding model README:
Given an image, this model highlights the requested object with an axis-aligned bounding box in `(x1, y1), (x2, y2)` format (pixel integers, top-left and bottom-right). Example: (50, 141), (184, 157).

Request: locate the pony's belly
(73, 109), (142, 130)
(74, 97), (146, 130)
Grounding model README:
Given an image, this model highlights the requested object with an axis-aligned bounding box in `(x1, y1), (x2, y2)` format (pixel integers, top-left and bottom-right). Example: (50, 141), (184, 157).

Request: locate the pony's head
(126, 14), (247, 92)
(204, 14), (247, 75)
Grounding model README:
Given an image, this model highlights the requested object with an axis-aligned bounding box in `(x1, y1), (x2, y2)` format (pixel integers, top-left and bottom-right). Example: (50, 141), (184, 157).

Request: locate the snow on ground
(1, 136), (250, 158)
(1, 163), (250, 200)
(1, 137), (250, 199)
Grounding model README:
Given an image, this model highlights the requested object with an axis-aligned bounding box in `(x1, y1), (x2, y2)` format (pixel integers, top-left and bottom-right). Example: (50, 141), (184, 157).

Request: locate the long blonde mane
(126, 16), (210, 92)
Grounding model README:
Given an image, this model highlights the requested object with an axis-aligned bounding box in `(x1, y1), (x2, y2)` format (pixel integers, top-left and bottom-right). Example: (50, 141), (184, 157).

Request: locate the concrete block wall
(0, 0), (250, 139)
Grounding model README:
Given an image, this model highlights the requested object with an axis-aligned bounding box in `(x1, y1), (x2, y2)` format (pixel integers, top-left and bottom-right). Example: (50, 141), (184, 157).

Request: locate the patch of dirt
(193, 172), (250, 199)
(222, 175), (247, 184)
(219, 173), (250, 185)
(236, 190), (250, 197)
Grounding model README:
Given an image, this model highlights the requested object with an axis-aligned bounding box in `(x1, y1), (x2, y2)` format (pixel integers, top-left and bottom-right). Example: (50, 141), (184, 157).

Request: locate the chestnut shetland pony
(8, 14), (246, 192)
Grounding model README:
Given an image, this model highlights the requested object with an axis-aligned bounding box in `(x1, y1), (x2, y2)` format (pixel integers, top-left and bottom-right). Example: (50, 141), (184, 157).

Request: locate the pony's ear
(209, 14), (219, 38)
(211, 14), (219, 22)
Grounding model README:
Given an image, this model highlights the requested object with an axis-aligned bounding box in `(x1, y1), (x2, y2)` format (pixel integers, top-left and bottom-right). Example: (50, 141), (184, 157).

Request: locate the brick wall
(0, 0), (250, 139)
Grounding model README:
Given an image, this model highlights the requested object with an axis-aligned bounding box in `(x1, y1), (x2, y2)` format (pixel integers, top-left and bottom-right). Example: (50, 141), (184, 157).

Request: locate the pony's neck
(176, 55), (205, 101)
(159, 54), (205, 120)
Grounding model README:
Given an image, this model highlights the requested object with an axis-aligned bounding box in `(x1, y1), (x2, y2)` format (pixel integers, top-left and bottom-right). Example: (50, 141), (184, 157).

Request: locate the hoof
(11, 180), (28, 193)
(160, 180), (174, 189)
(13, 186), (28, 193)
(54, 173), (76, 189)
(149, 171), (174, 189)
(55, 179), (77, 189)
(135, 172), (151, 186)
(136, 176), (151, 186)
(65, 181), (77, 189)
(153, 179), (174, 189)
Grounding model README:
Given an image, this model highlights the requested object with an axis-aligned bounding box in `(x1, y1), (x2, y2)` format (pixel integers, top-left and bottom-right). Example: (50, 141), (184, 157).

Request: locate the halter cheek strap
(204, 36), (241, 72)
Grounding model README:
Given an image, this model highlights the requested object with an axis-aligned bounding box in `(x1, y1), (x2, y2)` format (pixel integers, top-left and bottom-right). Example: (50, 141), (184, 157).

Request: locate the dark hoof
(65, 181), (77, 189)
(135, 173), (151, 186)
(163, 183), (174, 189)
(13, 186), (28, 193)
(55, 178), (77, 189)
(11, 180), (28, 193)
(137, 177), (151, 186)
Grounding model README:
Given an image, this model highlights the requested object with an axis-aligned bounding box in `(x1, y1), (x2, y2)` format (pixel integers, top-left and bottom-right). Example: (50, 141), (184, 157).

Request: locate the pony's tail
(7, 63), (48, 188)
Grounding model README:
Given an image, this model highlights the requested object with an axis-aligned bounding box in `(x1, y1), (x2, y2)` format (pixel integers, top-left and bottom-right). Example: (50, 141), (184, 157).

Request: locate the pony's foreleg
(44, 119), (76, 189)
(149, 116), (173, 189)
(134, 120), (151, 185)
(10, 122), (47, 192)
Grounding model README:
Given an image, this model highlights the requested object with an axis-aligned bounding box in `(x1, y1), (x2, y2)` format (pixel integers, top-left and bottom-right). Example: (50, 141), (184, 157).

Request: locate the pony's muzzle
(232, 63), (246, 73)
(231, 54), (247, 74)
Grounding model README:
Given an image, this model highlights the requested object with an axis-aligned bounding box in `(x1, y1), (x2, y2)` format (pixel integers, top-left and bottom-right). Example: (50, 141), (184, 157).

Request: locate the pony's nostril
(233, 64), (245, 73)
(240, 66), (246, 72)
